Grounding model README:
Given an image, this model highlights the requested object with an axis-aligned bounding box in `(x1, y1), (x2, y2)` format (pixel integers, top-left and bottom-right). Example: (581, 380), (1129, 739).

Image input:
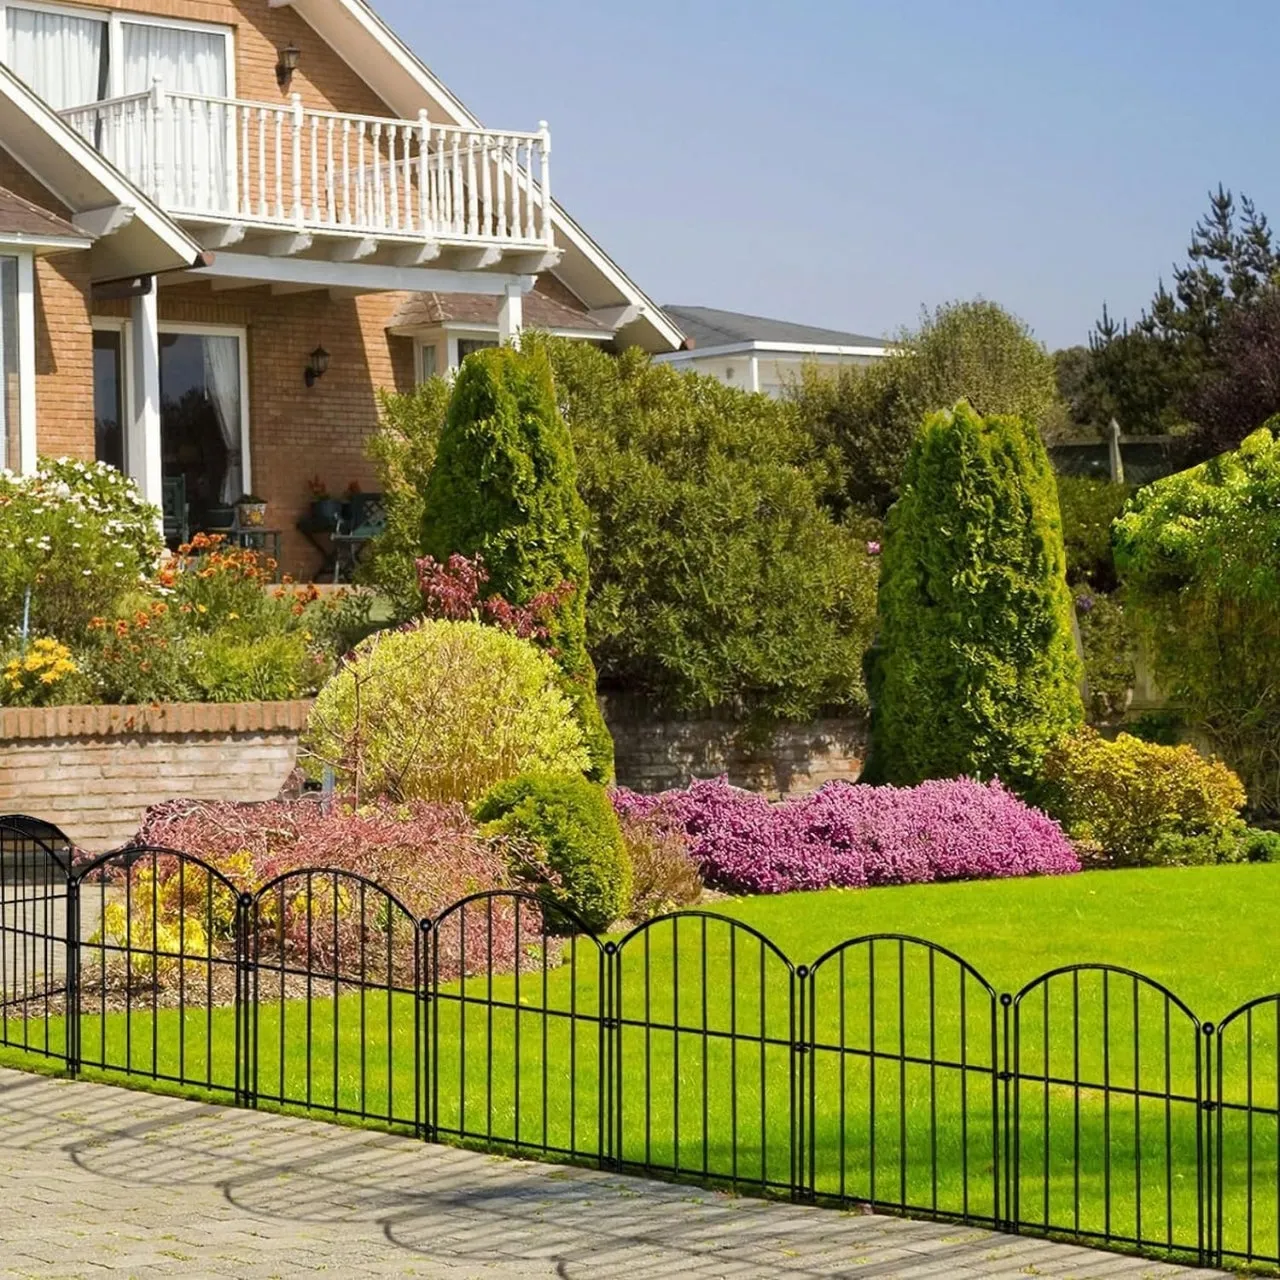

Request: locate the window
(159, 327), (247, 529)
(93, 325), (125, 471)
(456, 338), (498, 364)
(1, 4), (231, 109)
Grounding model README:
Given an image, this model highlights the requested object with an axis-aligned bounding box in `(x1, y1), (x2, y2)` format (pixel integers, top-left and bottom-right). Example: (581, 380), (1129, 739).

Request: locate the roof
(281, 0), (683, 353)
(0, 185), (82, 244)
(662, 305), (889, 351)
(0, 61), (203, 280)
(388, 289), (613, 335)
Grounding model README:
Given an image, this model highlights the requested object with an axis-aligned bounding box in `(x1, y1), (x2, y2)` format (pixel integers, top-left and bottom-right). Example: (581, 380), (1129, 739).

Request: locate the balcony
(58, 86), (554, 260)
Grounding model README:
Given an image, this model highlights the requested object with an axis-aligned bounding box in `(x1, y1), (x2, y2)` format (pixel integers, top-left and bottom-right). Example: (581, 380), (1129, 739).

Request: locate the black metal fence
(1, 816), (1276, 1269)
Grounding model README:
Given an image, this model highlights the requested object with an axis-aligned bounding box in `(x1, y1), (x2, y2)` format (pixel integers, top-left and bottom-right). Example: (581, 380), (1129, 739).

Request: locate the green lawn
(4, 864), (1280, 1269)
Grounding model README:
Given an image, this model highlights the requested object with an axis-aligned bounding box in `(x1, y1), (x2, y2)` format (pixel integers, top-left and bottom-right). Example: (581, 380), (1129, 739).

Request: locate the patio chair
(331, 492), (386, 583)
(161, 475), (189, 547)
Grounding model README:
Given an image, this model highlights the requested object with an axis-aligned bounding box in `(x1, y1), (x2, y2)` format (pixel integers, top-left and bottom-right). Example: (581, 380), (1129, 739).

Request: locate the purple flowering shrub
(612, 776), (1079, 895)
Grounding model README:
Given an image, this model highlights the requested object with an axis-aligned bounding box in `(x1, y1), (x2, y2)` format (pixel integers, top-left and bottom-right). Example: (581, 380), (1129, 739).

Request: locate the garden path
(0, 1067), (1226, 1279)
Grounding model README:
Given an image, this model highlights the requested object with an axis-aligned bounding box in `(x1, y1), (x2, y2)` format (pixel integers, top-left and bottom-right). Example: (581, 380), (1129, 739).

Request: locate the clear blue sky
(377, 0), (1280, 350)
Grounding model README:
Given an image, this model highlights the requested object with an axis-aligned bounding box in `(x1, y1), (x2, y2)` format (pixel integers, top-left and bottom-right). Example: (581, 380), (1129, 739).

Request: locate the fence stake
(65, 876), (78, 1077)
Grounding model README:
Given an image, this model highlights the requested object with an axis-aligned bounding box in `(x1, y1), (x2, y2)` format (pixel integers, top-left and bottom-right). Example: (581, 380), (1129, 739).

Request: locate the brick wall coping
(0, 700), (315, 741)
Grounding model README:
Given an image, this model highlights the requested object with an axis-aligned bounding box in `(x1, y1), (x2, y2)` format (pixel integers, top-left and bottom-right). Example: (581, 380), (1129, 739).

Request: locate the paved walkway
(0, 1068), (1226, 1279)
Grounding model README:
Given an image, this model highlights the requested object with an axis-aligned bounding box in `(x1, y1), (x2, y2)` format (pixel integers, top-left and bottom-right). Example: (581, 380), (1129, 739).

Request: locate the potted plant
(205, 503), (235, 530)
(308, 476), (342, 530)
(236, 493), (268, 527)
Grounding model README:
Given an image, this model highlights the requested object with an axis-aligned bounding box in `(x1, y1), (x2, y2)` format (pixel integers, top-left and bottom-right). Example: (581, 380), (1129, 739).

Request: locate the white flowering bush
(0, 458), (162, 637)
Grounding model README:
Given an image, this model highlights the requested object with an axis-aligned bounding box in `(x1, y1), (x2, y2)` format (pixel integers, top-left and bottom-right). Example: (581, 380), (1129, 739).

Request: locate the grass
(4, 863), (1280, 1269)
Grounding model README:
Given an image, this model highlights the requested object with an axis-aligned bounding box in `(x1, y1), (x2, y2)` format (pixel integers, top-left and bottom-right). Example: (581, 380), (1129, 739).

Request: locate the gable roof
(663, 305), (890, 352)
(0, 62), (203, 280)
(0, 185), (84, 246)
(278, 0), (683, 352)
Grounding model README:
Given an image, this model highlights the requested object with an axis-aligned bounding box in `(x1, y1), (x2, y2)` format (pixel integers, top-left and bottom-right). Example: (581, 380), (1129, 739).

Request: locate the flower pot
(205, 504), (235, 530)
(237, 500), (267, 528)
(311, 497), (342, 529)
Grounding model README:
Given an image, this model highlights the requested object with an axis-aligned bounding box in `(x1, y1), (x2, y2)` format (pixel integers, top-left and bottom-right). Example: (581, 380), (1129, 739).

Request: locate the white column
(16, 253), (36, 474)
(497, 282), (523, 348)
(747, 354), (760, 395)
(129, 281), (163, 514)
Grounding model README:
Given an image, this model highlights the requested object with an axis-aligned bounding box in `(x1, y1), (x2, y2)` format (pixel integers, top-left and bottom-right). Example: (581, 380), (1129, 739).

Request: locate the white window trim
(0, 1), (236, 100)
(158, 320), (251, 494)
(91, 314), (131, 471)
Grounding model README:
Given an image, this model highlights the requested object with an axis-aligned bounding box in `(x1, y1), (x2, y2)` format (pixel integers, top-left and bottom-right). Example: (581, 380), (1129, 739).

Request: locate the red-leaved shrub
(612, 776), (1079, 895)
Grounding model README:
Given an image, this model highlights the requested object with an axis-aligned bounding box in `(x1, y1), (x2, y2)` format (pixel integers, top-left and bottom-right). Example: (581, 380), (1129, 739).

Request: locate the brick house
(0, 0), (683, 576)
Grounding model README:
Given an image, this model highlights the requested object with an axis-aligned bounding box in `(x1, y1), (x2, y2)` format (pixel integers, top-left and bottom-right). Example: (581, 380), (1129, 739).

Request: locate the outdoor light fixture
(304, 345), (329, 387)
(276, 43), (300, 92)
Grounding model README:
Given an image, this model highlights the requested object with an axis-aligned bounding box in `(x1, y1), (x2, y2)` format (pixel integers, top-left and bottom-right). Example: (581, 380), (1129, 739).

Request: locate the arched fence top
(73, 842), (243, 900)
(0, 817), (70, 874)
(613, 908), (795, 972)
(252, 864), (420, 928)
(1213, 991), (1280, 1038)
(430, 887), (605, 950)
(1012, 962), (1203, 1027)
(806, 931), (997, 995)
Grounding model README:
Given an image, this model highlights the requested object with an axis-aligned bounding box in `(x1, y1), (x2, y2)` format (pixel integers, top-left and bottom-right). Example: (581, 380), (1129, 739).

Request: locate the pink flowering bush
(612, 776), (1079, 895)
(129, 797), (538, 983)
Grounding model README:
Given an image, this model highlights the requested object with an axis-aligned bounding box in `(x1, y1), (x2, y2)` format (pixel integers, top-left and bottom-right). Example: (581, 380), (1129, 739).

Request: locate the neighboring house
(656, 305), (891, 398)
(0, 0), (681, 575)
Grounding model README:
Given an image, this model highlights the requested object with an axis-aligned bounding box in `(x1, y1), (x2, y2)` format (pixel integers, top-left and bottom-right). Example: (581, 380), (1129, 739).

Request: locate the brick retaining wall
(0, 702), (311, 851)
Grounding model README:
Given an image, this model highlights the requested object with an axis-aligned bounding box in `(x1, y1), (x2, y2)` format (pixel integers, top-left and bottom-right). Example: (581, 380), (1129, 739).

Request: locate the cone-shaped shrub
(870, 401), (1082, 789)
(422, 346), (613, 781)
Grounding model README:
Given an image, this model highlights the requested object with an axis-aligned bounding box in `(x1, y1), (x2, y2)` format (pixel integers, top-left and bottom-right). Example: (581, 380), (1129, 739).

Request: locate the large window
(0, 256), (18, 473)
(159, 327), (247, 529)
(1, 3), (231, 109)
(92, 324), (124, 471)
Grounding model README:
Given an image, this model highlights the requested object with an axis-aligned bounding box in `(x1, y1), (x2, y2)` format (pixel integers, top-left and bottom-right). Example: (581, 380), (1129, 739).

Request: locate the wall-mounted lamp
(275, 43), (300, 92)
(304, 344), (329, 388)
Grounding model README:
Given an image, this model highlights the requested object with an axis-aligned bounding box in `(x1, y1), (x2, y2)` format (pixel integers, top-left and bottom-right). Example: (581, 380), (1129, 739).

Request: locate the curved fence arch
(430, 888), (606, 1160)
(806, 933), (1000, 1222)
(613, 910), (797, 1192)
(250, 867), (422, 1131)
(69, 844), (245, 1095)
(1010, 963), (1207, 1261)
(0, 818), (71, 1060)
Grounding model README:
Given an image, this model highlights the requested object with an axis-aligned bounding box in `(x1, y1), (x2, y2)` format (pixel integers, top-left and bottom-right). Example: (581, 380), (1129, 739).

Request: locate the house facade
(0, 0), (681, 576)
(655, 305), (890, 398)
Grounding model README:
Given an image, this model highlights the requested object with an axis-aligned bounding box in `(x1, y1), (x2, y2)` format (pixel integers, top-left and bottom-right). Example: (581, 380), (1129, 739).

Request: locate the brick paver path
(0, 1067), (1226, 1279)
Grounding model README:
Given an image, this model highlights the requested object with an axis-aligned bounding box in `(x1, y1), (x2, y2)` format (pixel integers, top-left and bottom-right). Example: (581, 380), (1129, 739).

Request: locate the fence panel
(1214, 995), (1280, 1268)
(250, 868), (421, 1131)
(1011, 965), (1207, 1263)
(430, 891), (605, 1162)
(71, 845), (243, 1097)
(0, 819), (71, 1061)
(613, 912), (797, 1194)
(806, 935), (1000, 1221)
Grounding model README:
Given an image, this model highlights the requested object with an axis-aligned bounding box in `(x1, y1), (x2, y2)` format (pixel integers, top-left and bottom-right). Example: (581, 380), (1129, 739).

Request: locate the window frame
(91, 314), (131, 473)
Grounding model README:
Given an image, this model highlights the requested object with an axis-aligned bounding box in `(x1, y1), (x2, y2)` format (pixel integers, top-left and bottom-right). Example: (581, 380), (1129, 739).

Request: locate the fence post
(1202, 1020), (1216, 1267)
(999, 993), (1013, 1232)
(65, 873), (79, 1077)
(235, 892), (254, 1109)
(603, 940), (618, 1171)
(791, 965), (811, 1203)
(420, 918), (432, 1143)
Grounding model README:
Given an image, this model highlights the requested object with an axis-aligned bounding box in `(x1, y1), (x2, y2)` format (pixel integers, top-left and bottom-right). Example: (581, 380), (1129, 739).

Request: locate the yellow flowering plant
(1, 637), (90, 706)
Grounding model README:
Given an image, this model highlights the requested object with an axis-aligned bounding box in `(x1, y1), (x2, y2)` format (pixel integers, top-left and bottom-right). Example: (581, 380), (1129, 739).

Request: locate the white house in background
(655, 306), (892, 397)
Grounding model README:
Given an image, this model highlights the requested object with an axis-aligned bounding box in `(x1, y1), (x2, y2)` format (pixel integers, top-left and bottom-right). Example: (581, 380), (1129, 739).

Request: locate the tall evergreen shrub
(870, 400), (1083, 789)
(421, 346), (614, 781)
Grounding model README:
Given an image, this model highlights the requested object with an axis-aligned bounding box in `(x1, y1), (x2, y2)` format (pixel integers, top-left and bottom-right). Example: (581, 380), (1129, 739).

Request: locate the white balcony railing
(59, 84), (553, 248)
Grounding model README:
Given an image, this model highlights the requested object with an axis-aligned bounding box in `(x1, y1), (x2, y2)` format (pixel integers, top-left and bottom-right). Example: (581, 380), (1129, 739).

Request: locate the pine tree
(421, 346), (614, 781)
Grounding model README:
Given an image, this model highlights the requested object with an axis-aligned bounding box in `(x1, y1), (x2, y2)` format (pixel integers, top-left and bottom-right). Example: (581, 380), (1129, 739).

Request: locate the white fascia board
(388, 320), (611, 343)
(655, 339), (894, 362)
(191, 252), (536, 296)
(0, 63), (203, 270)
(0, 232), (92, 254)
(285, 0), (682, 352)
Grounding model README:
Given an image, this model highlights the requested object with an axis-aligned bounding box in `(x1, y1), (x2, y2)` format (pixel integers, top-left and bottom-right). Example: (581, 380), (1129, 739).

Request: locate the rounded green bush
(1242, 828), (1280, 864)
(475, 773), (632, 932)
(301, 620), (589, 804)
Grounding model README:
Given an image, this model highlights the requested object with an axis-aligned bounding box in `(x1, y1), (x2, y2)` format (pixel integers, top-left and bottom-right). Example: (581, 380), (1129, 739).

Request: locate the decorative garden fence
(0, 816), (1276, 1270)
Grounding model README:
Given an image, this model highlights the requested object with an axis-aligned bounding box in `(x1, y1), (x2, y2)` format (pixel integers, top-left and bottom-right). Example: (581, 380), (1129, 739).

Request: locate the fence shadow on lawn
(1, 816), (1277, 1271)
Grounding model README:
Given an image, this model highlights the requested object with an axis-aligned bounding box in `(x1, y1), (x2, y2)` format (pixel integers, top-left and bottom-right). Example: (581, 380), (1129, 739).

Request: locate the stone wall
(602, 696), (868, 796)
(0, 701), (310, 851)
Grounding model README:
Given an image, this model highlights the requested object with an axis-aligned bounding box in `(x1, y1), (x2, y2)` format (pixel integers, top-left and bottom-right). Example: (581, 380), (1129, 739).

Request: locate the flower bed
(612, 776), (1079, 895)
